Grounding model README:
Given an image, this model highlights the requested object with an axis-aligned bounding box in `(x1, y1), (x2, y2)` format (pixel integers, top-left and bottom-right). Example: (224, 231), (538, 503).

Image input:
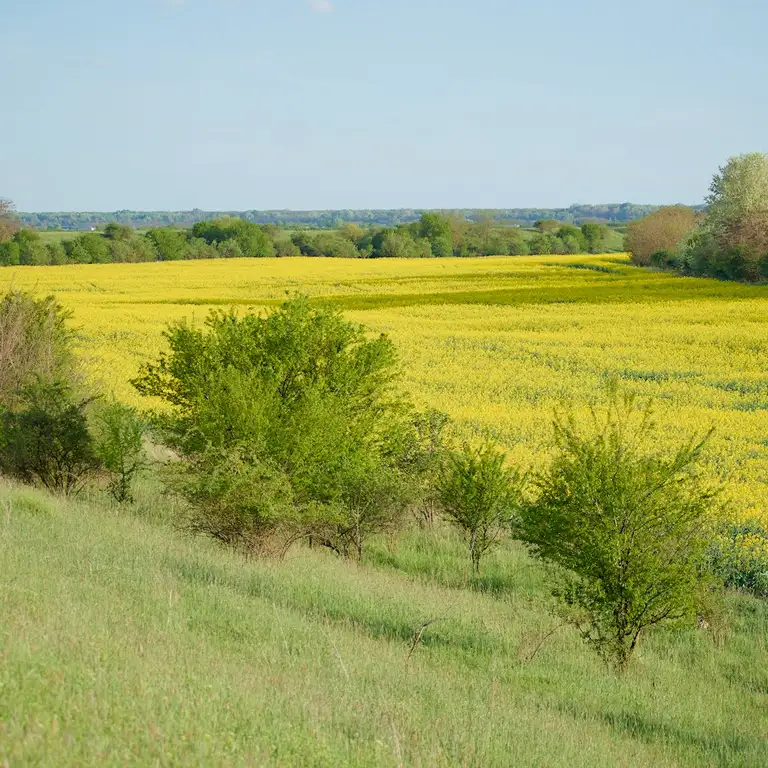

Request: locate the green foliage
(3, 484), (766, 766)
(404, 409), (452, 526)
(93, 399), (147, 503)
(192, 217), (275, 258)
(534, 219), (561, 233)
(146, 228), (188, 261)
(133, 297), (415, 555)
(64, 232), (111, 264)
(104, 222), (134, 241)
(706, 152), (768, 235)
(13, 229), (49, 266)
(517, 393), (721, 671)
(0, 240), (20, 266)
(0, 291), (75, 409)
(581, 222), (606, 253)
(0, 379), (99, 495)
(437, 443), (521, 573)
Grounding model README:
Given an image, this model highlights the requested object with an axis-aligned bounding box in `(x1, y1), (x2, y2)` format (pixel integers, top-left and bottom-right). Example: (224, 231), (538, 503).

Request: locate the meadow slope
(1, 481), (767, 767)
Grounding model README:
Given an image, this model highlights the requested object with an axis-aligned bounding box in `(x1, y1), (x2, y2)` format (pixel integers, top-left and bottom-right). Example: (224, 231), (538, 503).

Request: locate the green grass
(35, 230), (87, 243)
(1, 480), (767, 766)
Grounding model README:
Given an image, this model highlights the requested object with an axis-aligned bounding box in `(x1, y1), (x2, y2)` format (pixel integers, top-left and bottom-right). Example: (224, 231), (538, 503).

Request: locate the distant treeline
(0, 214), (612, 266)
(17, 204), (704, 232)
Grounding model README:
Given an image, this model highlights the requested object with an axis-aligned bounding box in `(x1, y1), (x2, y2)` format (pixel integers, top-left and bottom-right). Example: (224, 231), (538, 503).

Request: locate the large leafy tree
(134, 296), (419, 555)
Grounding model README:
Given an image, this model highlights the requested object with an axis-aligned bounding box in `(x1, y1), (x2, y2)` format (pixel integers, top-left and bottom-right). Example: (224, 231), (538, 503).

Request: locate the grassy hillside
(1, 479), (766, 766)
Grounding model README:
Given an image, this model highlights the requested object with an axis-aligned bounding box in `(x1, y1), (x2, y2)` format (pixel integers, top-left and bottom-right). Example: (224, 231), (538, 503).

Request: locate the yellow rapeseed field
(2, 253), (767, 523)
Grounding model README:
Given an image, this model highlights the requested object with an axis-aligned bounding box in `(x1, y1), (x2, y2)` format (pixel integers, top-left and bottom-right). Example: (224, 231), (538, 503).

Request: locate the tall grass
(1, 479), (766, 766)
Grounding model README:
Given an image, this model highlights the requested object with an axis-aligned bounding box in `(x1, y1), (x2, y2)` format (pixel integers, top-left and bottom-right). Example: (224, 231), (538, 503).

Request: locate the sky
(1, 0), (767, 211)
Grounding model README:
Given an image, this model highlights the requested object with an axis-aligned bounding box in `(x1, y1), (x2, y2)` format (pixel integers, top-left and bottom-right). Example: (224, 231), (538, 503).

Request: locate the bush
(0, 291), (75, 408)
(438, 443), (521, 573)
(93, 399), (147, 503)
(0, 380), (100, 495)
(625, 206), (697, 266)
(146, 228), (188, 261)
(517, 392), (722, 672)
(133, 296), (417, 555)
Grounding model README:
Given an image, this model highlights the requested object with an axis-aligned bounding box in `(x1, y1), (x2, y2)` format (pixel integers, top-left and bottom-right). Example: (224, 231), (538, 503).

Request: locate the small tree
(581, 222), (606, 253)
(0, 379), (100, 495)
(438, 444), (521, 573)
(324, 460), (409, 560)
(0, 198), (20, 242)
(0, 291), (76, 408)
(624, 206), (697, 266)
(517, 393), (721, 672)
(93, 399), (147, 503)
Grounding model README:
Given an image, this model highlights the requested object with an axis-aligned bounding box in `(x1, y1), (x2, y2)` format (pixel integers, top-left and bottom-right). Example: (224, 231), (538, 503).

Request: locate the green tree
(517, 393), (721, 672)
(13, 229), (48, 265)
(706, 152), (768, 237)
(45, 241), (67, 266)
(0, 241), (20, 266)
(93, 399), (147, 503)
(104, 222), (134, 241)
(0, 379), (100, 495)
(146, 228), (188, 261)
(133, 297), (415, 555)
(418, 213), (453, 257)
(581, 222), (606, 253)
(64, 233), (110, 264)
(438, 444), (521, 573)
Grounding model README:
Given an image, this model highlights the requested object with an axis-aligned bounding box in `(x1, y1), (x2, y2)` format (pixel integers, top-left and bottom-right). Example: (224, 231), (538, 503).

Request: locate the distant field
(1, 253), (767, 524)
(35, 230), (86, 242)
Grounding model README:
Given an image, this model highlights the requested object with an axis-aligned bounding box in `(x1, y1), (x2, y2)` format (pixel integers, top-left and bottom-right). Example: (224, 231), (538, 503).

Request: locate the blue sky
(2, 0), (766, 211)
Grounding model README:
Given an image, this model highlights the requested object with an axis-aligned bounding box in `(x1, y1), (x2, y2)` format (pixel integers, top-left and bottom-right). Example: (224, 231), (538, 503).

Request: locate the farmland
(2, 253), (768, 766)
(1, 253), (767, 523)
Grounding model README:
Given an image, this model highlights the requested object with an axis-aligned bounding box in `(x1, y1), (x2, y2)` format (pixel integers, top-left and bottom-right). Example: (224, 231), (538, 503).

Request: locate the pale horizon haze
(1, 0), (766, 211)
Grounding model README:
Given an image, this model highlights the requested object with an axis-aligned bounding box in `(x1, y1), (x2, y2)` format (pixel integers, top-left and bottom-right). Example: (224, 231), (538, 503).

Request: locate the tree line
(625, 152), (768, 282)
(0, 213), (610, 266)
(14, 203), (698, 233)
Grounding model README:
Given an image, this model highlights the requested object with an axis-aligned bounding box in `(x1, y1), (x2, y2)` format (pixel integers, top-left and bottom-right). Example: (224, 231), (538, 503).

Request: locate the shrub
(438, 443), (521, 573)
(405, 409), (452, 526)
(0, 291), (75, 408)
(168, 446), (297, 555)
(0, 379), (100, 495)
(133, 296), (416, 555)
(517, 392), (722, 672)
(93, 399), (147, 503)
(625, 206), (697, 266)
(320, 458), (410, 560)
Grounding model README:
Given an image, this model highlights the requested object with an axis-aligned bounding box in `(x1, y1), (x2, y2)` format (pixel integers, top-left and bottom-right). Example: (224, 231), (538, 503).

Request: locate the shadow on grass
(164, 554), (505, 659)
(364, 547), (522, 598)
(596, 709), (762, 767)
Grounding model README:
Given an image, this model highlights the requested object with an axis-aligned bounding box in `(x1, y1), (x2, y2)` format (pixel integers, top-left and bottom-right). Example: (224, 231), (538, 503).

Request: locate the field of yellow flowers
(2, 253), (767, 523)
